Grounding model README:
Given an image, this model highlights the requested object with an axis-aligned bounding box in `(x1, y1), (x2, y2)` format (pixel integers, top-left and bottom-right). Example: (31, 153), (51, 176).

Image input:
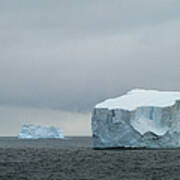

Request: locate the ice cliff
(18, 124), (64, 139)
(92, 89), (180, 148)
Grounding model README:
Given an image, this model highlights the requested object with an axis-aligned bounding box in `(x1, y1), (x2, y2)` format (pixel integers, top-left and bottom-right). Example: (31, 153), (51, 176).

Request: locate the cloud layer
(0, 0), (180, 112)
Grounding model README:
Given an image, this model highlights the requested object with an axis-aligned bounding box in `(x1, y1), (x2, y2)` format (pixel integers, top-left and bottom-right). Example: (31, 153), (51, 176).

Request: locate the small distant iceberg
(18, 124), (64, 139)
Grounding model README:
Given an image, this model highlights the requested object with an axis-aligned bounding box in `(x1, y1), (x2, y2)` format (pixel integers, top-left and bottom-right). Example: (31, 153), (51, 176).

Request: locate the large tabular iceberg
(92, 89), (180, 148)
(18, 124), (64, 139)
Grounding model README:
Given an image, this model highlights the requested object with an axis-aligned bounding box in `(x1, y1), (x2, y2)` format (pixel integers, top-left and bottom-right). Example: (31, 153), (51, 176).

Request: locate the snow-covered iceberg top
(18, 124), (64, 139)
(96, 89), (180, 111)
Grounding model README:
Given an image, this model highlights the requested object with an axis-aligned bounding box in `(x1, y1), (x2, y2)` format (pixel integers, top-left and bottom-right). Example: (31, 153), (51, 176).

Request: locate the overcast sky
(0, 0), (180, 135)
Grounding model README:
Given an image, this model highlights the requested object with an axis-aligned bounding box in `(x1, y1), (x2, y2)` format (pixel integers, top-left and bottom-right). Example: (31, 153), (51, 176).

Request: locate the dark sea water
(0, 136), (92, 149)
(0, 137), (180, 180)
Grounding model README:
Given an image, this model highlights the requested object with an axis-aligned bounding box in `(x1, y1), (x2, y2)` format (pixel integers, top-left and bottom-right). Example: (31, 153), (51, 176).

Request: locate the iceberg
(18, 124), (64, 139)
(92, 89), (180, 148)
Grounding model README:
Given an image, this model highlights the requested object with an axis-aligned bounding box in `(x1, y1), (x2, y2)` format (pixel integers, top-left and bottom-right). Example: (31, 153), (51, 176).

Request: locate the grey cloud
(0, 1), (180, 111)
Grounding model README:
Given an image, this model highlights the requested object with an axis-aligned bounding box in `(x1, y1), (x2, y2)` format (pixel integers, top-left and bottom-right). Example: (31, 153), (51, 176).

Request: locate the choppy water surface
(0, 136), (92, 149)
(0, 137), (180, 179)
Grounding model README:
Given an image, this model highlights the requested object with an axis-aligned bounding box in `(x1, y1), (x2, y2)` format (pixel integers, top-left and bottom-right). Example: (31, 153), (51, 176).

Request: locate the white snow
(18, 124), (64, 139)
(96, 89), (180, 110)
(131, 116), (168, 136)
